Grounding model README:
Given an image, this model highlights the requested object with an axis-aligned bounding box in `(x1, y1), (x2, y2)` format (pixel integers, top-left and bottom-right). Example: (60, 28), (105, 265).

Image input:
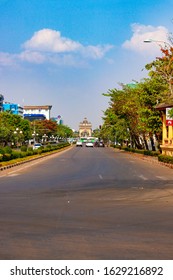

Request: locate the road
(0, 146), (173, 260)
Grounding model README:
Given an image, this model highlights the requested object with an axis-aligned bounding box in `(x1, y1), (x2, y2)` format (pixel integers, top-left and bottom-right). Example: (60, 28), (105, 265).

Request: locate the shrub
(11, 151), (20, 159)
(20, 152), (28, 158)
(4, 146), (12, 154)
(3, 153), (12, 161)
(0, 153), (3, 161)
(144, 150), (159, 157)
(115, 146), (160, 157)
(0, 142), (70, 163)
(21, 145), (27, 152)
(46, 145), (52, 149)
(26, 150), (33, 156)
(12, 151), (23, 159)
(33, 148), (42, 155)
(158, 154), (173, 164)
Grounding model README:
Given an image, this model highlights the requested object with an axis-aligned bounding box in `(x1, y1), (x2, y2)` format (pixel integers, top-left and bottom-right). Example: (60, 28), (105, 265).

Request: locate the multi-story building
(51, 115), (63, 125)
(3, 102), (23, 116)
(23, 105), (52, 121)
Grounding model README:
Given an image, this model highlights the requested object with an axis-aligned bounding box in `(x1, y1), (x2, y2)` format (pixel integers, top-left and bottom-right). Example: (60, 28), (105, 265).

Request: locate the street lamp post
(42, 134), (48, 143)
(143, 39), (172, 48)
(32, 131), (39, 145)
(14, 128), (23, 148)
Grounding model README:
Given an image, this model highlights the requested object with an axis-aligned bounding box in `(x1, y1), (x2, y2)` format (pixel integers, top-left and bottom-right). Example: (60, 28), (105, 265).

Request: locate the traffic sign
(166, 120), (173, 126)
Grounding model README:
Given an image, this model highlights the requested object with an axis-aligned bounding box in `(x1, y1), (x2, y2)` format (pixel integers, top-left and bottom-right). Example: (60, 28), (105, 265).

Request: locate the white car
(76, 140), (83, 147)
(85, 141), (94, 147)
(33, 143), (42, 150)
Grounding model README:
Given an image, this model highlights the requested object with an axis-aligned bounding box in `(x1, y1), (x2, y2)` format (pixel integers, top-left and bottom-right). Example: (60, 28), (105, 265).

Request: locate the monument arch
(79, 118), (92, 138)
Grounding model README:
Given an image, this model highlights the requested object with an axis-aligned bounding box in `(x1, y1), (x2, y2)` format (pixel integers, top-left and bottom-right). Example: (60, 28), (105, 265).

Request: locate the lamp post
(32, 131), (38, 144)
(14, 127), (23, 148)
(143, 39), (172, 48)
(32, 132), (36, 145)
(42, 133), (48, 143)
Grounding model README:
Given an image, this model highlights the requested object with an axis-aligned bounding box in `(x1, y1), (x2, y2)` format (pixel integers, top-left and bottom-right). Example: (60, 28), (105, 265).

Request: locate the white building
(23, 105), (52, 120)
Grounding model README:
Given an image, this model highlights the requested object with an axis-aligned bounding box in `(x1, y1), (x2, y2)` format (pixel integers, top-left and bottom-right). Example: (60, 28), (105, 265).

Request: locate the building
(79, 117), (92, 137)
(0, 94), (4, 112)
(51, 115), (63, 125)
(23, 105), (52, 121)
(3, 102), (23, 116)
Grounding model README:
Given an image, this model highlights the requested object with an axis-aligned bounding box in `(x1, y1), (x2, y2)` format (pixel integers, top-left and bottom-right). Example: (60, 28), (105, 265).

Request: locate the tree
(57, 124), (73, 139)
(31, 119), (58, 141)
(102, 85), (143, 148)
(0, 112), (31, 145)
(145, 44), (173, 100)
(102, 78), (164, 150)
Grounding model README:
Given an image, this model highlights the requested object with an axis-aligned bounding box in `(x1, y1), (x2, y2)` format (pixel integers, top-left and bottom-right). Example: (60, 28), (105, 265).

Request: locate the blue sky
(0, 0), (173, 130)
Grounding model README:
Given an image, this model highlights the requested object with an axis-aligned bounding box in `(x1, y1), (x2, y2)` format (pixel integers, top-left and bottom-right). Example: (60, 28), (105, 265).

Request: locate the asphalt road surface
(0, 146), (173, 260)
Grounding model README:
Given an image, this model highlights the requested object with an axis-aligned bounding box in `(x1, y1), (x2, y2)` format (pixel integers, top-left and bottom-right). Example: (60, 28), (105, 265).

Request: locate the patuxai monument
(79, 117), (92, 137)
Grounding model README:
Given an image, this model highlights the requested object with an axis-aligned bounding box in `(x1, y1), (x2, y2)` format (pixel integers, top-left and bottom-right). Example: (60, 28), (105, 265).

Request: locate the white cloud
(22, 28), (113, 62)
(0, 52), (17, 66)
(0, 28), (113, 67)
(122, 23), (169, 55)
(81, 45), (113, 59)
(23, 29), (82, 53)
(19, 50), (46, 64)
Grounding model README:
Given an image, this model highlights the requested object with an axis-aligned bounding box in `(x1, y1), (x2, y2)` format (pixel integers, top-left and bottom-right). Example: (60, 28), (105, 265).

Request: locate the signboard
(166, 108), (173, 126)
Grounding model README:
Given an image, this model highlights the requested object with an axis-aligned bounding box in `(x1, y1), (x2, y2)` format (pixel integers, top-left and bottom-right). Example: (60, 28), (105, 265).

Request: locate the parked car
(85, 141), (94, 147)
(99, 141), (105, 147)
(33, 143), (42, 150)
(76, 140), (83, 147)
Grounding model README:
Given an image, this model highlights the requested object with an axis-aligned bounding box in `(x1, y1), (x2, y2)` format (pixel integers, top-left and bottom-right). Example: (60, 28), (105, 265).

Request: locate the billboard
(166, 108), (173, 126)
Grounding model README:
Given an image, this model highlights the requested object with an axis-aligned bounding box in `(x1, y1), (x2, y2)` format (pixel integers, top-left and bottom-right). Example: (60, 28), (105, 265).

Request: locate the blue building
(24, 113), (46, 121)
(3, 102), (23, 116)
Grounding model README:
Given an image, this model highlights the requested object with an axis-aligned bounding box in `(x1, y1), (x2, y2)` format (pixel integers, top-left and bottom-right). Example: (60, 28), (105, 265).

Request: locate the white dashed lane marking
(138, 174), (148, 181)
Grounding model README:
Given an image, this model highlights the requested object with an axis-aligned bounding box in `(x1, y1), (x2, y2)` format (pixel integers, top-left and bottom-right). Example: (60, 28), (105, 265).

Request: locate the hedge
(114, 145), (160, 157)
(0, 142), (70, 163)
(158, 154), (173, 164)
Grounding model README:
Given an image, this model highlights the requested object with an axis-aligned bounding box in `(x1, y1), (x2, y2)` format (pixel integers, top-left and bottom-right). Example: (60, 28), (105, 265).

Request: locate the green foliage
(0, 112), (31, 145)
(143, 150), (159, 157)
(102, 77), (164, 149)
(0, 147), (5, 154)
(158, 154), (173, 164)
(114, 146), (160, 157)
(101, 41), (173, 153)
(0, 143), (70, 163)
(12, 151), (21, 159)
(3, 153), (12, 161)
(145, 46), (173, 99)
(4, 146), (12, 154)
(168, 108), (173, 119)
(57, 124), (73, 138)
(21, 146), (27, 152)
(27, 147), (33, 152)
